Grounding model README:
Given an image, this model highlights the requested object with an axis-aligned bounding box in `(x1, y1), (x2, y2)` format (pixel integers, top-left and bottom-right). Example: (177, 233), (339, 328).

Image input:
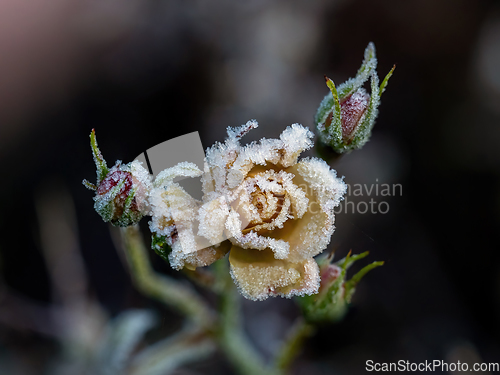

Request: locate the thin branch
(214, 259), (275, 375)
(273, 318), (315, 373)
(130, 326), (215, 375)
(120, 226), (215, 329)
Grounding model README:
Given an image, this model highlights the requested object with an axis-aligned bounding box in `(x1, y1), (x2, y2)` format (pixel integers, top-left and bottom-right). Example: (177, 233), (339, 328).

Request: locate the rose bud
(315, 42), (395, 154)
(298, 251), (383, 323)
(83, 129), (151, 227)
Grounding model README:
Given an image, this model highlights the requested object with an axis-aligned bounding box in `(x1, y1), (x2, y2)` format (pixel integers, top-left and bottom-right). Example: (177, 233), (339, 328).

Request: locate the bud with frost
(315, 42), (395, 154)
(298, 251), (383, 323)
(149, 120), (347, 301)
(83, 129), (151, 227)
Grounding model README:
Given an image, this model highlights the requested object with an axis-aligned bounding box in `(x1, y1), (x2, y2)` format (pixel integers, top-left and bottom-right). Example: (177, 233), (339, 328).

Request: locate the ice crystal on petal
(197, 196), (230, 245)
(229, 248), (320, 301)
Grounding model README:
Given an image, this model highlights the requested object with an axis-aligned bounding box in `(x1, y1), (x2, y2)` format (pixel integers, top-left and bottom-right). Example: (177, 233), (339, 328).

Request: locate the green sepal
(334, 250), (368, 269)
(379, 65), (395, 95)
(336, 42), (377, 99)
(90, 129), (109, 183)
(151, 233), (171, 262)
(94, 178), (126, 222)
(114, 186), (142, 227)
(348, 72), (380, 152)
(82, 179), (97, 191)
(344, 261), (384, 302)
(297, 251), (383, 324)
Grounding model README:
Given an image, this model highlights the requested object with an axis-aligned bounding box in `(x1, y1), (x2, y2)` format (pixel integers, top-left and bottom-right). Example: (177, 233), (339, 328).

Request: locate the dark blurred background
(1, 0), (499, 374)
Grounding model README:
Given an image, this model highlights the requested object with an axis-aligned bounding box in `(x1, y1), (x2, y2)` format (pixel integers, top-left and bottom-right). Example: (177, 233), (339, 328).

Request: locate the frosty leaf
(130, 329), (215, 375)
(94, 309), (157, 375)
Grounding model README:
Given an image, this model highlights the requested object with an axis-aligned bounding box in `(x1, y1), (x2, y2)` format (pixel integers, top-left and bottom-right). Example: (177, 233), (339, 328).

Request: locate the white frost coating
(154, 161), (202, 188)
(197, 195), (229, 245)
(149, 162), (223, 270)
(130, 161), (153, 215)
(337, 42), (377, 98)
(229, 257), (320, 301)
(296, 157), (346, 210)
(278, 124), (315, 167)
(229, 231), (290, 260)
(151, 121), (346, 300)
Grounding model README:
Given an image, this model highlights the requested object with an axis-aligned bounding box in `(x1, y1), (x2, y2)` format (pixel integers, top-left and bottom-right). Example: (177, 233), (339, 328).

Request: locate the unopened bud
(83, 129), (151, 227)
(298, 251), (383, 323)
(315, 42), (395, 154)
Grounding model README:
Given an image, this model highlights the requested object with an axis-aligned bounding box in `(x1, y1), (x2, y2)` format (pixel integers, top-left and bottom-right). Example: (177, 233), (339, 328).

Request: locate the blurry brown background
(1, 0), (499, 374)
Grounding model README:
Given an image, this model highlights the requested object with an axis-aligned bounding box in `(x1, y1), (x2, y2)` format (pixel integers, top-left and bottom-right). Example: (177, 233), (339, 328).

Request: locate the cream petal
(170, 240), (231, 271)
(149, 183), (198, 237)
(226, 124), (314, 188)
(228, 246), (320, 301)
(278, 123), (314, 167)
(153, 162), (202, 188)
(197, 195), (229, 245)
(261, 159), (346, 264)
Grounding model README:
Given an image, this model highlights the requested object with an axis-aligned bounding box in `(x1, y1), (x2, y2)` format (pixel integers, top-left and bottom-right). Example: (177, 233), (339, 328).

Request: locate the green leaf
(151, 233), (171, 262)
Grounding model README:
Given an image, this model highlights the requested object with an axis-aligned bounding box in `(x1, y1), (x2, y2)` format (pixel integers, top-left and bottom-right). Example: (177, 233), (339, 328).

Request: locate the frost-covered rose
(149, 120), (346, 301)
(83, 129), (152, 227)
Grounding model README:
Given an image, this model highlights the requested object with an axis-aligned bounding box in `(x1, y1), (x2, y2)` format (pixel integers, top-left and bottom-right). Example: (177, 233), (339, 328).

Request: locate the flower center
(232, 169), (307, 235)
(249, 187), (285, 226)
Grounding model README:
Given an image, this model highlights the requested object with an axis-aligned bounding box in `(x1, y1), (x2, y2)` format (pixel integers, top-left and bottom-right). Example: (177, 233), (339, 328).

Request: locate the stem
(120, 227), (314, 375)
(130, 327), (215, 375)
(120, 226), (215, 329)
(273, 318), (315, 373)
(215, 259), (274, 375)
